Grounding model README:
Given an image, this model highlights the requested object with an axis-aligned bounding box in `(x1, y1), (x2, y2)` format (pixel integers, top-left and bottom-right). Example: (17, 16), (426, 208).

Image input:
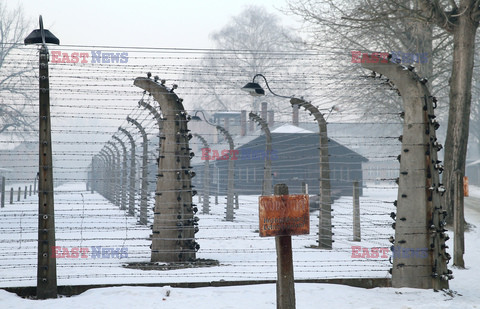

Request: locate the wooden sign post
(259, 184), (309, 309)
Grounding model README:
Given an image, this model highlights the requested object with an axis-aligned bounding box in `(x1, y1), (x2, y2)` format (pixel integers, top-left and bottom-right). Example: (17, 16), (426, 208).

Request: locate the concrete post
(362, 59), (450, 289)
(113, 136), (128, 211)
(119, 128), (137, 216)
(134, 76), (197, 262)
(1, 176), (5, 208)
(216, 125), (235, 221)
(102, 147), (116, 203)
(249, 112), (272, 196)
(90, 157), (95, 194)
(127, 117), (149, 225)
(353, 181), (361, 242)
(98, 152), (110, 199)
(194, 134), (210, 214)
(291, 98), (332, 250)
(107, 142), (121, 207)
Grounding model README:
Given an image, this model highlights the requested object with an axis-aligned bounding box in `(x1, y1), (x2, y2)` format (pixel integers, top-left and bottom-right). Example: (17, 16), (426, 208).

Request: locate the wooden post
(24, 186), (28, 199)
(29, 184), (32, 196)
(454, 170), (465, 268)
(36, 41), (57, 299)
(274, 184), (296, 309)
(17, 187), (21, 201)
(353, 181), (361, 241)
(10, 187), (13, 204)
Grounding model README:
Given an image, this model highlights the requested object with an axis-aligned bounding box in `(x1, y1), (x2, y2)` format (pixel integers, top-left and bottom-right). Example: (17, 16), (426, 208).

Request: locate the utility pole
(362, 58), (451, 289)
(127, 117), (149, 225)
(119, 128), (137, 216)
(24, 16), (60, 299)
(194, 134), (210, 214)
(134, 76), (198, 262)
(291, 98), (332, 250)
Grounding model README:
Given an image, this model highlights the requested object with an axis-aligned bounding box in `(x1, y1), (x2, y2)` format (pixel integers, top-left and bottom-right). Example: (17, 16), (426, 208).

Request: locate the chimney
(224, 117), (229, 131)
(261, 102), (268, 121)
(268, 110), (274, 128)
(240, 110), (247, 136)
(292, 105), (299, 126)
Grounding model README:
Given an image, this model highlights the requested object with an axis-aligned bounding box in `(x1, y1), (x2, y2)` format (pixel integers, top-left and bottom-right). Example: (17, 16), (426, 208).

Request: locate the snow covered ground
(1, 184), (479, 308)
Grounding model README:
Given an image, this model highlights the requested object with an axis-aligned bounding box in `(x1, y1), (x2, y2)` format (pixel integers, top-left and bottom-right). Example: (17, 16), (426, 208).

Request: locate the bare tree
(0, 3), (35, 137)
(287, 0), (480, 223)
(285, 0), (453, 119)
(185, 5), (306, 113)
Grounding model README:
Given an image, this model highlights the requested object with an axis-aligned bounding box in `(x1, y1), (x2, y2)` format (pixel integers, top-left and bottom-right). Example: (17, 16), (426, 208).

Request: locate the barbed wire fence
(0, 44), (411, 288)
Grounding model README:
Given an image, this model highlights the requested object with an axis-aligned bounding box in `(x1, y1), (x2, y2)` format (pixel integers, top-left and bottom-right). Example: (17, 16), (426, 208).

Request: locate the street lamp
(191, 111), (236, 221)
(241, 74), (290, 98)
(24, 15), (59, 299)
(241, 74), (334, 249)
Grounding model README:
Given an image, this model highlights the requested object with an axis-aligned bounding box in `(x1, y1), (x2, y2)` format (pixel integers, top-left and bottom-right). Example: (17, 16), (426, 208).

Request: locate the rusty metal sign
(258, 195), (309, 237)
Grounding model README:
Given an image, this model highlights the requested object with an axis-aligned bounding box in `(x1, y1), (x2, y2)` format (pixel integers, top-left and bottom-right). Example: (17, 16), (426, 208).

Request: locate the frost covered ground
(1, 183), (479, 308)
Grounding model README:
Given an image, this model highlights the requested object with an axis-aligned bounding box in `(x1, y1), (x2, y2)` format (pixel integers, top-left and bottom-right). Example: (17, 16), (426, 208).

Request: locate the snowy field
(1, 183), (479, 308)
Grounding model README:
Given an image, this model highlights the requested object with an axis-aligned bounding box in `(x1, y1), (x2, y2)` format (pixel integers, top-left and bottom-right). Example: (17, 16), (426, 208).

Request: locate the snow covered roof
(271, 124), (314, 134)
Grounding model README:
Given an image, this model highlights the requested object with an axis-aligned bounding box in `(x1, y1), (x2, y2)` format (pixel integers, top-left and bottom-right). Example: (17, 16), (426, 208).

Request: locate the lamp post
(192, 111), (235, 221)
(242, 74), (333, 249)
(24, 16), (60, 299)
